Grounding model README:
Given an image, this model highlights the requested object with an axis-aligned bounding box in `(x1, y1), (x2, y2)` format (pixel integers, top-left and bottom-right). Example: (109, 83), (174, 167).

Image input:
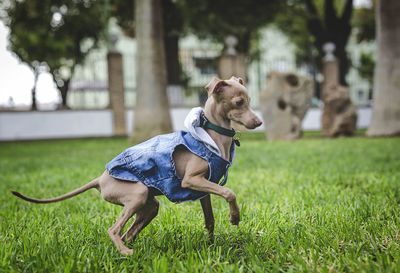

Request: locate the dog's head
(205, 76), (262, 129)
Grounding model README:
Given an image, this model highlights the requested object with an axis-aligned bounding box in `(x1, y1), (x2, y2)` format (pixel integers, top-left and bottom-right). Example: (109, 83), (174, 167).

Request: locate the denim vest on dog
(105, 131), (234, 203)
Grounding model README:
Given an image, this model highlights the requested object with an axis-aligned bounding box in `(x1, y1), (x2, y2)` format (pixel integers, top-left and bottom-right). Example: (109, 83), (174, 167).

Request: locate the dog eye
(236, 100), (244, 107)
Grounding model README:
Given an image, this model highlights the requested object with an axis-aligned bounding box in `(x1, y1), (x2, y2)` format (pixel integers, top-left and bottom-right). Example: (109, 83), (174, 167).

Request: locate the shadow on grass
(126, 228), (264, 260)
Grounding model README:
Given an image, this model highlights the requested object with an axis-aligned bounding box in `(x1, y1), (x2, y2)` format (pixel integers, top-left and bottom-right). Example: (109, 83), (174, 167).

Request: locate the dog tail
(11, 178), (99, 204)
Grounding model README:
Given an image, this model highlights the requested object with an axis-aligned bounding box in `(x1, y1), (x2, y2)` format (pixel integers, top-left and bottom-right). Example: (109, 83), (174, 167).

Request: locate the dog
(12, 76), (262, 255)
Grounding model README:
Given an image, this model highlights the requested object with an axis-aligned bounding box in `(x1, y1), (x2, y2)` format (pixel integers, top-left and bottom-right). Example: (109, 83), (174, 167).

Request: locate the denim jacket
(105, 130), (234, 203)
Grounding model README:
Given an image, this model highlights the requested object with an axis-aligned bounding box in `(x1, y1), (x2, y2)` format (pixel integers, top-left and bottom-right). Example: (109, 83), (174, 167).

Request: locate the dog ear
(229, 76), (244, 86)
(205, 77), (227, 94)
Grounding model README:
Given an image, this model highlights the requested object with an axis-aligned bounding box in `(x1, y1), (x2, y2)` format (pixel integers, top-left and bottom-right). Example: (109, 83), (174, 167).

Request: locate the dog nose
(255, 119), (262, 127)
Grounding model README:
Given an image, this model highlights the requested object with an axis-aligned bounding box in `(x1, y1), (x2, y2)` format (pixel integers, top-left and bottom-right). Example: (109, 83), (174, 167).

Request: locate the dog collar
(200, 112), (236, 138)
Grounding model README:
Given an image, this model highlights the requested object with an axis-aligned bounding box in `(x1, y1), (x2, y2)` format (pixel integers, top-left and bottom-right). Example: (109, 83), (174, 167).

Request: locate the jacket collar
(184, 107), (235, 163)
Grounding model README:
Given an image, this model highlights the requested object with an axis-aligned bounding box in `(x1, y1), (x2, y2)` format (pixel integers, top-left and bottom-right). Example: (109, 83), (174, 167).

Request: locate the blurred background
(0, 0), (397, 141)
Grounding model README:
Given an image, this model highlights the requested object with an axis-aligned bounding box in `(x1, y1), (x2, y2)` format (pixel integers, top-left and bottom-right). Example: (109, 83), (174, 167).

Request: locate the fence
(62, 47), (371, 110)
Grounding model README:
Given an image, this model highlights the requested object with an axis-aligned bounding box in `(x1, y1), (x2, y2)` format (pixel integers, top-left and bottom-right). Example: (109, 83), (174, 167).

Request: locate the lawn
(1, 133), (400, 272)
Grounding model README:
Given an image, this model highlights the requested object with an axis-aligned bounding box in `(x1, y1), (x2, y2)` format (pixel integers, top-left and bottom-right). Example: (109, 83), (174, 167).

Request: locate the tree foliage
(357, 52), (375, 88)
(2, 0), (109, 109)
(275, 0), (355, 86)
(112, 0), (184, 39)
(352, 0), (375, 42)
(351, 0), (376, 86)
(112, 0), (135, 37)
(182, 0), (282, 55)
(112, 0), (281, 85)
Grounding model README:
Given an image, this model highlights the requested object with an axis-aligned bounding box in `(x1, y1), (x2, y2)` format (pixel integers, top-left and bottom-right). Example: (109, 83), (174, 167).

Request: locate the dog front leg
(182, 177), (240, 225)
(200, 194), (214, 240)
(228, 196), (240, 225)
(181, 155), (240, 225)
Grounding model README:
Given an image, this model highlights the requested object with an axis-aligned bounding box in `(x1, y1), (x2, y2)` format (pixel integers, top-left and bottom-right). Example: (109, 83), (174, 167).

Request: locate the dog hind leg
(108, 200), (147, 256)
(122, 196), (159, 242)
(105, 183), (150, 256)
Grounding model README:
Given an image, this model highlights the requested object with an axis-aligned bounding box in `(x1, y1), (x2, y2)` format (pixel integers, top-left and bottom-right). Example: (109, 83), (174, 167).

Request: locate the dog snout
(245, 118), (262, 129)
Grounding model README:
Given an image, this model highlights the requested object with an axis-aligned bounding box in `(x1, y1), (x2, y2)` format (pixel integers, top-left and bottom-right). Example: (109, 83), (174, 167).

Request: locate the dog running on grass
(12, 76), (262, 255)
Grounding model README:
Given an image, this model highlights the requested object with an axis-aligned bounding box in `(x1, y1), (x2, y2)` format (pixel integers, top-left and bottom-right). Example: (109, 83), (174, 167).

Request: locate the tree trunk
(335, 44), (350, 86)
(305, 0), (353, 86)
(367, 0), (400, 136)
(162, 0), (183, 85)
(237, 31), (251, 55)
(58, 79), (71, 110)
(131, 0), (172, 142)
(165, 34), (181, 85)
(31, 69), (39, 111)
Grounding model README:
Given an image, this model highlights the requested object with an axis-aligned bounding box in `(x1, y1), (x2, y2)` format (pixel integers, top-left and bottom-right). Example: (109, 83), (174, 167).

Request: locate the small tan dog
(12, 76), (262, 255)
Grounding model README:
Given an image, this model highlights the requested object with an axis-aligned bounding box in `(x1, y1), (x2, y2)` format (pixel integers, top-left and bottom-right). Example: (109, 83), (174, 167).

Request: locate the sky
(0, 0), (372, 108)
(0, 21), (59, 107)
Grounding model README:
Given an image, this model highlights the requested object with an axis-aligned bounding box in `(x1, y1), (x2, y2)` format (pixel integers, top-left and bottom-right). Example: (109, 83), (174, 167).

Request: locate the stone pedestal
(322, 84), (357, 137)
(218, 54), (247, 81)
(259, 71), (314, 140)
(107, 52), (126, 136)
(218, 54), (247, 131)
(321, 44), (357, 137)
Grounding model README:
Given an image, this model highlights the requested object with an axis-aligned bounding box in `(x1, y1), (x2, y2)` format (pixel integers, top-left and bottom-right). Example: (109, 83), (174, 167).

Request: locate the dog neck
(204, 99), (233, 161)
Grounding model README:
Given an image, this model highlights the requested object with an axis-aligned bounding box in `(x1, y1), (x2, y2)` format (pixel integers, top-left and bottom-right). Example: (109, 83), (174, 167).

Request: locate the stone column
(218, 36), (247, 81)
(107, 38), (126, 136)
(217, 36), (248, 131)
(322, 43), (339, 100)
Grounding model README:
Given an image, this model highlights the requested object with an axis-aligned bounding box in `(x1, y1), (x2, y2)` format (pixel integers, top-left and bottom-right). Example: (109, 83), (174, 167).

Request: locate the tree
(275, 0), (354, 86)
(182, 0), (282, 56)
(49, 0), (109, 109)
(352, 0), (376, 43)
(162, 0), (184, 85)
(131, 0), (172, 142)
(367, 0), (400, 136)
(355, 52), (375, 97)
(351, 0), (376, 91)
(2, 1), (62, 110)
(3, 0), (108, 109)
(112, 0), (185, 85)
(113, 0), (282, 84)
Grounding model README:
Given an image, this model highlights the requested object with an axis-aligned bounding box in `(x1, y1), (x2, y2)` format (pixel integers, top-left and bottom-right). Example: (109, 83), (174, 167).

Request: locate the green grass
(1, 134), (400, 272)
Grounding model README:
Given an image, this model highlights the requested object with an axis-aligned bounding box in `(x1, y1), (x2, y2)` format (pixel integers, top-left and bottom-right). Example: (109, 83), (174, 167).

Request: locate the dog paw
(120, 248), (133, 256)
(229, 213), (240, 225)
